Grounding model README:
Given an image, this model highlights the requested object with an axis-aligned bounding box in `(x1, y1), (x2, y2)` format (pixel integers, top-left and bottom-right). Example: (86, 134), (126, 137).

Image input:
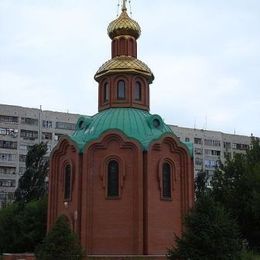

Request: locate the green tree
(36, 215), (83, 260)
(15, 142), (49, 203)
(211, 137), (260, 251)
(16, 197), (48, 252)
(0, 142), (49, 254)
(0, 197), (47, 254)
(168, 171), (243, 260)
(195, 170), (209, 198)
(0, 202), (20, 254)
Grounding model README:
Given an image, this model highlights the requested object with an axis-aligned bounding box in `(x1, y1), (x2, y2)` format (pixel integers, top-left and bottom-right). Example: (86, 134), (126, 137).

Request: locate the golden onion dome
(107, 9), (141, 39)
(94, 56), (154, 83)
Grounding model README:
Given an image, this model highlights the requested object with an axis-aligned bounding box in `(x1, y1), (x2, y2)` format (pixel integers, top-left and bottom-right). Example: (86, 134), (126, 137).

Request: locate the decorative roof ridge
(94, 56), (154, 83)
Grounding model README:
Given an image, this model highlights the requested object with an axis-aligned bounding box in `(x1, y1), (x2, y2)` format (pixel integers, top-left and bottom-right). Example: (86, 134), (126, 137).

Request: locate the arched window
(134, 81), (142, 101)
(64, 164), (72, 200)
(117, 80), (126, 99)
(162, 163), (171, 198)
(107, 160), (119, 197)
(103, 82), (109, 102)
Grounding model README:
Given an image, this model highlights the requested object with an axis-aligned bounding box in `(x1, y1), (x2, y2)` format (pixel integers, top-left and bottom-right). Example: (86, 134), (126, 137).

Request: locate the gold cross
(122, 0), (127, 11)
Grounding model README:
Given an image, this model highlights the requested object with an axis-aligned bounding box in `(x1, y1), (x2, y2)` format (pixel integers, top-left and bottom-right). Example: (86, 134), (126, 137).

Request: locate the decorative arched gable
(48, 138), (81, 233)
(80, 130), (144, 254)
(149, 134), (194, 213)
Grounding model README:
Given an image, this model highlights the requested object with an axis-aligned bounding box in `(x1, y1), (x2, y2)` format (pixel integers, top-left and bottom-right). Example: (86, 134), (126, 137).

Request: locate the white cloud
(0, 0), (259, 136)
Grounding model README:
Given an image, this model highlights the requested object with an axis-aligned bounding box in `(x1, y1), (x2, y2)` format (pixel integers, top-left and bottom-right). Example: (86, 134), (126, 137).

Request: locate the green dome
(69, 108), (171, 152)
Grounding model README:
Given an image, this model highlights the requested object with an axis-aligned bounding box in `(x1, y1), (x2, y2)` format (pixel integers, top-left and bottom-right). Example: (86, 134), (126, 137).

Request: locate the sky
(0, 0), (259, 137)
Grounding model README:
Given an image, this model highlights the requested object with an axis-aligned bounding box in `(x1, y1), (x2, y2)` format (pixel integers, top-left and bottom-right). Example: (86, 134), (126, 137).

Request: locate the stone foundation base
(3, 254), (36, 260)
(3, 254), (166, 260)
(87, 256), (166, 260)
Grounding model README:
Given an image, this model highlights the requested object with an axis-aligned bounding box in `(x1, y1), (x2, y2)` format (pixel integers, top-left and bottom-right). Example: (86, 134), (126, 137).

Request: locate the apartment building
(170, 125), (252, 179)
(0, 104), (79, 207)
(0, 104), (253, 207)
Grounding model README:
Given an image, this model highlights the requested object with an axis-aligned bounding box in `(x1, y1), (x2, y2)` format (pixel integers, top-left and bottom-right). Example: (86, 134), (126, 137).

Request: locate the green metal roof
(67, 108), (193, 156)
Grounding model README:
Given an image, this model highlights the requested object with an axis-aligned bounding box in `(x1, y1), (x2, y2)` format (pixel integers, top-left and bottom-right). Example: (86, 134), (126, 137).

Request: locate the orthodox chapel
(48, 2), (194, 257)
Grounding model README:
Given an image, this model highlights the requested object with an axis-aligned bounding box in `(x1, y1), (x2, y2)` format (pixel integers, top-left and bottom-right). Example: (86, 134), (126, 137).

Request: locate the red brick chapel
(48, 1), (194, 257)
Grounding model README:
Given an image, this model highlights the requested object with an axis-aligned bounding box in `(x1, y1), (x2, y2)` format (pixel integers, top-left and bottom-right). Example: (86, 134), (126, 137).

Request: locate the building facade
(0, 105), (253, 208)
(171, 125), (252, 179)
(0, 104), (79, 207)
(48, 3), (194, 256)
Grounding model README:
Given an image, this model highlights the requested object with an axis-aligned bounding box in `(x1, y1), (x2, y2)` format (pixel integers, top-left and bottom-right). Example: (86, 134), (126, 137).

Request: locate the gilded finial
(122, 0), (127, 12)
